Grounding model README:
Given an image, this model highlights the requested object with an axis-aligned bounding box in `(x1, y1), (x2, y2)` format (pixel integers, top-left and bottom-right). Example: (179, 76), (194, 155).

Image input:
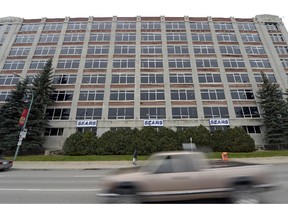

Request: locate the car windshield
(139, 155), (167, 173)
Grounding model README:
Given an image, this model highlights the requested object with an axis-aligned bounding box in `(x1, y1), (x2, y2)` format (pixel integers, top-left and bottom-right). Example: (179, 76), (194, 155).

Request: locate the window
(281, 59), (288, 68)
(114, 45), (135, 54)
(57, 59), (80, 69)
(196, 59), (218, 68)
(14, 35), (35, 43)
(167, 45), (189, 54)
(39, 34), (60, 43)
(85, 59), (108, 68)
(166, 22), (186, 29)
(254, 73), (276, 83)
(169, 73), (193, 83)
(19, 24), (39, 32)
(168, 59), (191, 68)
(53, 74), (77, 84)
(223, 59), (245, 68)
(166, 33), (187, 41)
(241, 34), (261, 42)
(265, 23), (279, 31)
(76, 108), (102, 119)
(203, 107), (229, 118)
(9, 47), (30, 56)
(140, 107), (166, 119)
(108, 108), (134, 119)
(113, 59), (135, 68)
(111, 74), (134, 84)
(46, 108), (70, 120)
(64, 33), (85, 42)
(249, 59), (271, 68)
(110, 90), (134, 101)
(61, 46), (83, 55)
(275, 46), (288, 55)
(43, 23), (63, 31)
(237, 23), (256, 31)
(201, 89), (225, 100)
(51, 90), (74, 101)
(242, 126), (261, 134)
(172, 107), (198, 119)
(44, 128), (64, 136)
(0, 75), (19, 85)
(220, 46), (241, 55)
(192, 33), (212, 42)
(226, 73), (249, 83)
(194, 46), (215, 54)
(67, 22), (87, 30)
(30, 60), (47, 69)
(82, 74), (106, 84)
(0, 91), (11, 101)
(245, 46), (266, 55)
(141, 46), (162, 54)
(234, 106), (260, 118)
(216, 33), (237, 42)
(270, 34), (285, 42)
(141, 33), (161, 41)
(87, 46), (109, 54)
(77, 127), (97, 134)
(3, 61), (25, 70)
(198, 73), (221, 83)
(90, 33), (110, 42)
(91, 22), (112, 30)
(79, 90), (104, 101)
(214, 23), (233, 30)
(141, 59), (163, 68)
(116, 22), (136, 29)
(141, 22), (161, 30)
(171, 89), (195, 100)
(141, 74), (163, 83)
(230, 89), (254, 100)
(190, 22), (210, 30)
(141, 89), (165, 100)
(115, 33), (136, 42)
(34, 46), (56, 55)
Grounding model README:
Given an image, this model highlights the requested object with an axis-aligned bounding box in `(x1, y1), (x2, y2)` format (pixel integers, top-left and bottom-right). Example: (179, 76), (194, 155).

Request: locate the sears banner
(209, 119), (229, 126)
(77, 120), (97, 127)
(144, 119), (164, 127)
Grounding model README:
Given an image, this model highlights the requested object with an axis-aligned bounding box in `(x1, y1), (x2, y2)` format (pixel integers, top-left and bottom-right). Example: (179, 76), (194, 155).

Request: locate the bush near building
(62, 126), (256, 156)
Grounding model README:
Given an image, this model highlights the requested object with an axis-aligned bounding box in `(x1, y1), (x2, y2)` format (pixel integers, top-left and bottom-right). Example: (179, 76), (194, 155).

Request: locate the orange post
(221, 152), (228, 161)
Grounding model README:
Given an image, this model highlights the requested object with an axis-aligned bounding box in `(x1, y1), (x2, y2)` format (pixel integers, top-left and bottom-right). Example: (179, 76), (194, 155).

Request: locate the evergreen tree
(22, 58), (55, 151)
(0, 79), (29, 153)
(257, 72), (288, 148)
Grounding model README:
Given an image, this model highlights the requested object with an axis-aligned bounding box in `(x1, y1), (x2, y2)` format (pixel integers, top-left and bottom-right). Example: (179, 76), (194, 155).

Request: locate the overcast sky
(1, 0), (288, 28)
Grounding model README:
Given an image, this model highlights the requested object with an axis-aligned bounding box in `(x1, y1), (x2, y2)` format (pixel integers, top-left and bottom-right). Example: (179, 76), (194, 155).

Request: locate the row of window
(0, 73), (277, 87)
(46, 106), (260, 120)
(44, 125), (262, 136)
(13, 32), (272, 43)
(9, 45), (276, 56)
(20, 22), (279, 32)
(2, 58), (276, 70)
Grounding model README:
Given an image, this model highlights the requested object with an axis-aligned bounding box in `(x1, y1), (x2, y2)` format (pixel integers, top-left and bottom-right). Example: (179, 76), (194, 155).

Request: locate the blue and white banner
(144, 119), (164, 127)
(77, 120), (97, 127)
(209, 119), (229, 126)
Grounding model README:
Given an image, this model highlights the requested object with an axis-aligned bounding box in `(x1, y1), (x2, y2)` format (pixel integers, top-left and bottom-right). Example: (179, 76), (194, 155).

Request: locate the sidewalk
(11, 156), (288, 170)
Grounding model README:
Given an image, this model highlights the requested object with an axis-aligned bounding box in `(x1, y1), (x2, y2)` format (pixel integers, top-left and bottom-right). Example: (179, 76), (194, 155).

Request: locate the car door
(140, 155), (201, 202)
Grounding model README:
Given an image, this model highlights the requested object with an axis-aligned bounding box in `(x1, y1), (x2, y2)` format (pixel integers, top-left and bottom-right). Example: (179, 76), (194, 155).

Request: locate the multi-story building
(1, 14), (288, 150)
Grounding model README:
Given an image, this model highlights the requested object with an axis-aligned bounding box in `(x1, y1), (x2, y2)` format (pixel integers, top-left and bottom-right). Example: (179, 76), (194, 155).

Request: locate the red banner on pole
(19, 108), (28, 127)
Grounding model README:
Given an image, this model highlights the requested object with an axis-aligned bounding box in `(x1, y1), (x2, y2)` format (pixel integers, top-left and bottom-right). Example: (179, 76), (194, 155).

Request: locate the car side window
(155, 156), (173, 174)
(172, 156), (192, 173)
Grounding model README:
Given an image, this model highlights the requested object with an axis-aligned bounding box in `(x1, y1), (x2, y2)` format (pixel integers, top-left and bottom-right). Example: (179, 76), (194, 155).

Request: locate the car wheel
(114, 186), (141, 204)
(230, 185), (260, 204)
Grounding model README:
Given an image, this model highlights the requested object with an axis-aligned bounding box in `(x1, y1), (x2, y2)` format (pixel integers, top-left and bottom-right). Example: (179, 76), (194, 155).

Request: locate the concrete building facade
(1, 14), (288, 150)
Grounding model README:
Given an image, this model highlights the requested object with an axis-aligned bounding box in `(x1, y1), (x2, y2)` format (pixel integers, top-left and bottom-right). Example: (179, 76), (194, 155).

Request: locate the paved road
(1, 164), (288, 204)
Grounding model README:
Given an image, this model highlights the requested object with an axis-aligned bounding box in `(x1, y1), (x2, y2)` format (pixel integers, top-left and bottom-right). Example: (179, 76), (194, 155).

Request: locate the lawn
(7, 150), (288, 161)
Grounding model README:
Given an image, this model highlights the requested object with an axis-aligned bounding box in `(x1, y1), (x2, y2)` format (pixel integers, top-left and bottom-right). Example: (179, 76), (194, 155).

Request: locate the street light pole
(13, 75), (34, 161)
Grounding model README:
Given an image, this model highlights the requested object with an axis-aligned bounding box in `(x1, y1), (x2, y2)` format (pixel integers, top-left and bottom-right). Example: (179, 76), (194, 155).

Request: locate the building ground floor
(43, 118), (265, 151)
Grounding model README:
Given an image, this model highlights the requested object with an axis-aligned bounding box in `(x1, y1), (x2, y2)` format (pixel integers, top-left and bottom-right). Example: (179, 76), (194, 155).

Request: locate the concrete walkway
(11, 156), (288, 170)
